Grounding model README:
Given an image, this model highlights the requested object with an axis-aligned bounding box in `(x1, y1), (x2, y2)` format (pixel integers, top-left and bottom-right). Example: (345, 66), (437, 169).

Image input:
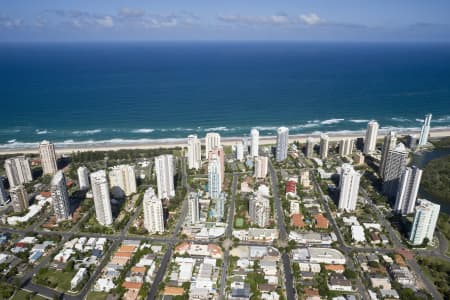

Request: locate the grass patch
(235, 217), (244, 228)
(86, 291), (109, 300)
(34, 267), (77, 292)
(12, 290), (47, 300)
(417, 256), (450, 299)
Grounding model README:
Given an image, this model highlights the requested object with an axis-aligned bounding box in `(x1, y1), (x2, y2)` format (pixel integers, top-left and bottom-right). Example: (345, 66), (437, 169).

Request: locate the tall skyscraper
(205, 132), (221, 158)
(320, 134), (329, 160)
(409, 199), (440, 245)
(254, 156), (269, 178)
(338, 164), (361, 212)
(4, 156), (33, 187)
(250, 128), (259, 157)
(51, 171), (71, 222)
(188, 192), (200, 224)
(379, 131), (397, 179)
(187, 135), (202, 170)
(90, 170), (113, 226)
(234, 141), (244, 161)
(418, 113), (432, 146)
(249, 185), (270, 227)
(154, 155), (175, 199)
(0, 179), (7, 205)
(77, 166), (90, 190)
(276, 127), (289, 162)
(363, 120), (379, 155)
(305, 137), (315, 158)
(10, 185), (28, 213)
(143, 187), (164, 234)
(216, 192), (226, 221)
(339, 138), (354, 157)
(394, 166), (422, 215)
(109, 165), (137, 197)
(39, 140), (58, 175)
(382, 143), (408, 198)
(208, 154), (222, 199)
(208, 146), (225, 185)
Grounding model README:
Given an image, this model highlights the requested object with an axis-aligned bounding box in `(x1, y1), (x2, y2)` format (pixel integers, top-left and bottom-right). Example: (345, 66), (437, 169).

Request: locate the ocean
(1, 41), (450, 148)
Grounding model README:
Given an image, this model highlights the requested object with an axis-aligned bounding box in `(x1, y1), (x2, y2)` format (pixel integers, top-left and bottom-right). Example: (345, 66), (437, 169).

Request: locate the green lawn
(12, 290), (47, 300)
(235, 217), (244, 228)
(417, 256), (450, 299)
(86, 291), (109, 300)
(34, 267), (77, 292)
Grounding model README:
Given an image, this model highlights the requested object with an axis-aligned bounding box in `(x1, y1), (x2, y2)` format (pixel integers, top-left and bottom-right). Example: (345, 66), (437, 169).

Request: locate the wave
(349, 119), (369, 123)
(204, 126), (229, 132)
(391, 117), (410, 122)
(320, 118), (345, 125)
(131, 128), (155, 133)
(72, 129), (102, 135)
(35, 129), (48, 135)
(415, 118), (424, 123)
(8, 139), (16, 143)
(434, 115), (450, 123)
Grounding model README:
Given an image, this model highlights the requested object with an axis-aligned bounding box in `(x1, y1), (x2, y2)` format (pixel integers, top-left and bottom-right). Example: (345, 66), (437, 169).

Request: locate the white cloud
(119, 8), (145, 18)
(0, 15), (24, 29)
(218, 13), (290, 25)
(299, 13), (322, 25)
(96, 16), (114, 28)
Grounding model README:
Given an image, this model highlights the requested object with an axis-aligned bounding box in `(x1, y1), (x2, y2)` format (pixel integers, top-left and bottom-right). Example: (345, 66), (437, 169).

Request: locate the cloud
(0, 15), (24, 29)
(96, 16), (114, 28)
(299, 13), (322, 25)
(218, 13), (290, 25)
(118, 7), (145, 19)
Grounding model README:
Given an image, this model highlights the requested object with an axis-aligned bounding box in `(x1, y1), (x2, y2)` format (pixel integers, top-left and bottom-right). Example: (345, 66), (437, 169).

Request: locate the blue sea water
(1, 41), (450, 148)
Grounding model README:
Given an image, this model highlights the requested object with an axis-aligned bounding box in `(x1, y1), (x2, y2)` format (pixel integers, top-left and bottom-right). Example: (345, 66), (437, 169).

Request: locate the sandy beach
(0, 127), (449, 155)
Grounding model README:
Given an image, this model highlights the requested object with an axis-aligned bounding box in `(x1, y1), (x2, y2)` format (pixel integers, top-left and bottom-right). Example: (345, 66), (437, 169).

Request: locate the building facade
(394, 166), (422, 215)
(0, 179), (7, 205)
(109, 165), (137, 197)
(320, 134), (329, 160)
(154, 155), (175, 199)
(250, 128), (259, 157)
(418, 113), (432, 146)
(51, 171), (71, 222)
(208, 154), (222, 199)
(363, 120), (379, 155)
(305, 137), (315, 158)
(276, 127), (289, 162)
(254, 156), (268, 179)
(409, 199), (440, 245)
(249, 185), (271, 227)
(379, 131), (397, 179)
(90, 170), (113, 226)
(338, 164), (361, 212)
(205, 132), (221, 158)
(77, 166), (90, 190)
(10, 185), (28, 213)
(39, 140), (58, 175)
(188, 192), (200, 224)
(339, 138), (354, 157)
(4, 156), (33, 187)
(187, 135), (202, 170)
(143, 187), (165, 234)
(382, 143), (408, 198)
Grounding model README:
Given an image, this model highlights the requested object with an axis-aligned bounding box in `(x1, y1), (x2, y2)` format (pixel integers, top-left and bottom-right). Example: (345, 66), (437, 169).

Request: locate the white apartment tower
(338, 164), (361, 212)
(4, 156), (33, 187)
(320, 134), (329, 160)
(216, 192), (226, 220)
(0, 180), (7, 205)
(51, 171), (71, 222)
(109, 165), (137, 197)
(254, 156), (268, 178)
(250, 128), (259, 157)
(10, 185), (28, 213)
(234, 141), (244, 161)
(363, 120), (379, 155)
(39, 140), (58, 175)
(90, 170), (113, 226)
(205, 132), (221, 158)
(380, 131), (397, 179)
(382, 143), (408, 198)
(394, 166), (422, 215)
(305, 137), (315, 158)
(77, 166), (90, 190)
(143, 187), (165, 234)
(276, 127), (289, 162)
(154, 155), (175, 199)
(187, 135), (202, 170)
(208, 154), (222, 199)
(418, 113), (432, 146)
(249, 185), (271, 227)
(409, 199), (440, 245)
(339, 138), (354, 157)
(188, 192), (200, 224)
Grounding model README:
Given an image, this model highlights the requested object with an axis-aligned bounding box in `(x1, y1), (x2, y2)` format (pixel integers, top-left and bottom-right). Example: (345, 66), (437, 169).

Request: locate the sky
(1, 0), (450, 42)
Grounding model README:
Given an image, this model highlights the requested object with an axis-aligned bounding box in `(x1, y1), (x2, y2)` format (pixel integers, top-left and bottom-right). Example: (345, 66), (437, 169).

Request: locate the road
(268, 159), (296, 300)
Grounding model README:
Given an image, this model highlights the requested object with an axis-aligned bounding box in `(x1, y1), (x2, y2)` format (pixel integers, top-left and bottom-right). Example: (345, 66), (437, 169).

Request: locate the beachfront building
(418, 113), (432, 146)
(276, 126), (289, 162)
(143, 187), (165, 234)
(51, 171), (71, 222)
(320, 134), (329, 160)
(109, 165), (137, 197)
(394, 166), (422, 215)
(90, 170), (113, 226)
(363, 120), (379, 155)
(380, 131), (397, 179)
(205, 132), (221, 158)
(208, 154), (222, 199)
(409, 199), (440, 245)
(209, 146), (225, 185)
(0, 180), (7, 205)
(338, 164), (361, 212)
(188, 192), (200, 224)
(234, 141), (244, 161)
(4, 156), (33, 187)
(154, 155), (175, 199)
(249, 185), (271, 227)
(250, 128), (259, 157)
(77, 166), (90, 190)
(382, 143), (408, 198)
(305, 137), (315, 158)
(39, 140), (58, 175)
(10, 185), (28, 213)
(187, 134), (202, 170)
(339, 138), (354, 157)
(254, 156), (268, 179)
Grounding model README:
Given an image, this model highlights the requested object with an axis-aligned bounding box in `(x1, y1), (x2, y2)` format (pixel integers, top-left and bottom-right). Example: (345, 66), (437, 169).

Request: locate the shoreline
(0, 127), (449, 155)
